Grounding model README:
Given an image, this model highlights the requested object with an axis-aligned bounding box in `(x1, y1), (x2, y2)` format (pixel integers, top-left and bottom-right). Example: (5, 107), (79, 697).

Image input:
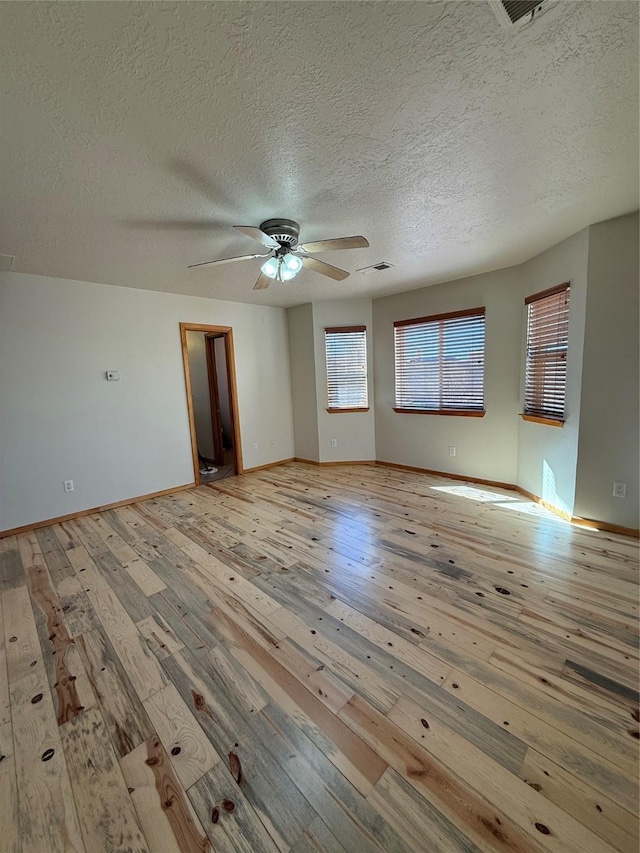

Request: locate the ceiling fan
(188, 219), (369, 290)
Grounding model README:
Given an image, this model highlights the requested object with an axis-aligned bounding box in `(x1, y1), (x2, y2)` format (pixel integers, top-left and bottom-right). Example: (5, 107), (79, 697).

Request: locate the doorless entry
(180, 322), (243, 484)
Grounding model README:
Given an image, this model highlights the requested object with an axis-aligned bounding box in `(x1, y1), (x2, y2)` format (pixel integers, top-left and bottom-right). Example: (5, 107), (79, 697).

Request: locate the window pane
(325, 328), (368, 409)
(394, 311), (485, 411)
(524, 287), (570, 419)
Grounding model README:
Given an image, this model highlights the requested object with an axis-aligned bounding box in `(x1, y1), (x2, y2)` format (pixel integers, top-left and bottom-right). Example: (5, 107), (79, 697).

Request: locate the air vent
(357, 262), (394, 276)
(0, 254), (15, 271)
(488, 0), (554, 29)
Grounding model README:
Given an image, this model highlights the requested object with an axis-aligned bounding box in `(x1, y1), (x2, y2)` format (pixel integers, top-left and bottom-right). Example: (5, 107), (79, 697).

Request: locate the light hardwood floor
(1, 462), (638, 852)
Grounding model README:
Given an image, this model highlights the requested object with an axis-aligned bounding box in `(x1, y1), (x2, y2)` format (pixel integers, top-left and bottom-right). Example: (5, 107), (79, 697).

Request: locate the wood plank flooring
(1, 462), (638, 852)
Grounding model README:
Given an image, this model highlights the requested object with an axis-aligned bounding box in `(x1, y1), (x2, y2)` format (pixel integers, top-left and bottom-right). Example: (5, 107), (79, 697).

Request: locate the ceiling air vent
(489, 0), (554, 29)
(357, 262), (394, 276)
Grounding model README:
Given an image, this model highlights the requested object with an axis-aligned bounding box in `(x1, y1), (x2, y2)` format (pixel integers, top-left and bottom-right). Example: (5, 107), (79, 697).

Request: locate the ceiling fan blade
(234, 225), (280, 249)
(301, 256), (349, 281)
(253, 272), (271, 290)
(188, 252), (267, 269)
(297, 235), (369, 253)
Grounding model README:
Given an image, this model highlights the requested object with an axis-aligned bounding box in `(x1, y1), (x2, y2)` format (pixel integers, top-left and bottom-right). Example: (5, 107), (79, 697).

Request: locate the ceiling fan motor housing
(259, 218), (300, 250)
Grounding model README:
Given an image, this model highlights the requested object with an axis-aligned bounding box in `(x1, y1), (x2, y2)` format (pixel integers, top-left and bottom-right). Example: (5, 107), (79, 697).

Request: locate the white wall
(312, 299), (376, 463)
(516, 228), (589, 517)
(372, 266), (523, 484)
(185, 331), (215, 460)
(0, 272), (294, 531)
(287, 303), (320, 462)
(574, 212), (639, 529)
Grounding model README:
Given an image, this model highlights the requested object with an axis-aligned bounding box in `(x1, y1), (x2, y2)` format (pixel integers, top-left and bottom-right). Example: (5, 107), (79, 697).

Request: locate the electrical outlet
(63, 480), (74, 493)
(331, 439), (338, 448)
(613, 482), (626, 498)
(449, 446), (456, 457)
(253, 443), (258, 452)
(106, 370), (120, 381)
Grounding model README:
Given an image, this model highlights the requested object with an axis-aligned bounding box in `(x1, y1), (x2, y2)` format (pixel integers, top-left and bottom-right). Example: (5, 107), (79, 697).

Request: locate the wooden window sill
(326, 407), (370, 413)
(520, 414), (564, 427)
(393, 408), (485, 417)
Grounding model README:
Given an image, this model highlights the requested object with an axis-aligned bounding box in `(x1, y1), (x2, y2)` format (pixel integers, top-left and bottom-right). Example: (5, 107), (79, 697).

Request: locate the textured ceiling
(0, 1), (638, 308)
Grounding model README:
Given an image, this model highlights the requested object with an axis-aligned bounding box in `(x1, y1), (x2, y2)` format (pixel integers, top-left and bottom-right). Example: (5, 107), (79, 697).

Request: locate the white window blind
(524, 284), (570, 421)
(394, 308), (485, 413)
(325, 326), (368, 410)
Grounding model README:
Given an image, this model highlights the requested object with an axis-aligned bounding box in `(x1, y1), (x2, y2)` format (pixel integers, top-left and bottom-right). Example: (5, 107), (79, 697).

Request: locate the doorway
(180, 323), (243, 485)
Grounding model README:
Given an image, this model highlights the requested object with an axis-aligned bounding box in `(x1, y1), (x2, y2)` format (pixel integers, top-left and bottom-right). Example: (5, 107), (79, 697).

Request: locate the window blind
(394, 308), (485, 413)
(325, 326), (368, 410)
(524, 284), (570, 420)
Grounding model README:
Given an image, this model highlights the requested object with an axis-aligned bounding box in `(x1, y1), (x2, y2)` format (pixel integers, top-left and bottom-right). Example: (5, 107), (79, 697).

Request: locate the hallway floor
(200, 448), (236, 484)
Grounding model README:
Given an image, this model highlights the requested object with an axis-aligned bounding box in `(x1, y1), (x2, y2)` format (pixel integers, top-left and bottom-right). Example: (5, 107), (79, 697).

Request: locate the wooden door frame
(180, 323), (244, 484)
(204, 334), (225, 466)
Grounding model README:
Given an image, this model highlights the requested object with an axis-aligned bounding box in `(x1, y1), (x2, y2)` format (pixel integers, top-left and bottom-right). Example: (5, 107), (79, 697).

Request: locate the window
(325, 326), (369, 412)
(524, 283), (570, 423)
(394, 308), (485, 415)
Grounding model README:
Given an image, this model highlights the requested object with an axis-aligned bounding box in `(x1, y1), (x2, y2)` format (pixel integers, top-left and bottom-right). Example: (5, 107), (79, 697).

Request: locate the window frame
(393, 307), (486, 416)
(324, 325), (369, 413)
(522, 283), (570, 427)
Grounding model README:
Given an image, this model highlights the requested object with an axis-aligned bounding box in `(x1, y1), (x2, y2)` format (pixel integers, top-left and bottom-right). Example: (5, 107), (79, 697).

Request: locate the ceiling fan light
(283, 253), (302, 274)
(261, 257), (279, 279)
(280, 267), (295, 281)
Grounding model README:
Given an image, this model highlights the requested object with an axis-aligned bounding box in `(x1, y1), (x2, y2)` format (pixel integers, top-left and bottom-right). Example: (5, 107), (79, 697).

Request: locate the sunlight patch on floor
(430, 485), (520, 503)
(430, 483), (574, 525)
(493, 499), (569, 523)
